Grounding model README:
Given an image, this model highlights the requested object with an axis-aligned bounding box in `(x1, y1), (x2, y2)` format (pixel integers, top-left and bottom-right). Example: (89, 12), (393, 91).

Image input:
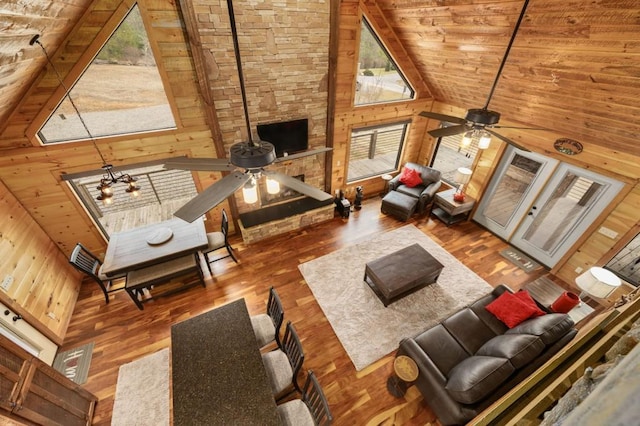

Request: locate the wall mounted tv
(257, 118), (308, 158)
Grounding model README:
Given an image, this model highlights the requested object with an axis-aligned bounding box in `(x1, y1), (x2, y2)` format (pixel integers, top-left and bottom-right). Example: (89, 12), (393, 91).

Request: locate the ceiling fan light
(478, 131), (492, 149)
(461, 131), (474, 148)
(266, 177), (280, 194)
(242, 181), (258, 204)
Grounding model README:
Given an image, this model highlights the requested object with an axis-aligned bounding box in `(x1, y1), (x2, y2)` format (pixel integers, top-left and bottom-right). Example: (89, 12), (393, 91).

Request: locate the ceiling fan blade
(492, 125), (547, 130)
(174, 171), (250, 222)
(419, 111), (467, 124)
(485, 129), (530, 152)
(163, 157), (235, 171)
(263, 170), (332, 202)
(428, 124), (468, 138)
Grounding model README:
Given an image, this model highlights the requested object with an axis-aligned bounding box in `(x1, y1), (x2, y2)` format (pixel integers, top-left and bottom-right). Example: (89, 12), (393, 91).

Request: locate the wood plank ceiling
(0, 0), (639, 156)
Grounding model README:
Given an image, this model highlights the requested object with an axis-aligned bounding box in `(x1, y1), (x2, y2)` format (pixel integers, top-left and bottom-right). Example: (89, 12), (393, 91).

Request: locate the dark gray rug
(52, 341), (94, 384)
(500, 247), (542, 273)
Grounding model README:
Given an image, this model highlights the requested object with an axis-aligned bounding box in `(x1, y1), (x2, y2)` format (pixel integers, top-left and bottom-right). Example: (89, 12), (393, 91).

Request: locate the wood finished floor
(63, 196), (556, 426)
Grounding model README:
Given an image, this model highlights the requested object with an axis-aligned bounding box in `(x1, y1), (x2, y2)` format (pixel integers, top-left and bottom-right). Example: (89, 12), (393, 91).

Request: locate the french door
(474, 146), (623, 268)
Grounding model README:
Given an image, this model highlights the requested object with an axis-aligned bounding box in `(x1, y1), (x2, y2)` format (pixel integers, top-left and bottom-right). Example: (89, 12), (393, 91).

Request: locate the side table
(387, 355), (419, 398)
(431, 188), (475, 226)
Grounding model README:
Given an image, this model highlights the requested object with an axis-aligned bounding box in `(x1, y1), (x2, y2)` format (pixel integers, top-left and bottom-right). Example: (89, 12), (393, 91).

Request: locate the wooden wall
(330, 0), (435, 199)
(0, 180), (79, 345)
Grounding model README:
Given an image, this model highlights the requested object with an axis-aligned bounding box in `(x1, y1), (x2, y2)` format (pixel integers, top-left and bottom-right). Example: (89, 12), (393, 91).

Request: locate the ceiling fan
(419, 0), (540, 151)
(165, 0), (332, 223)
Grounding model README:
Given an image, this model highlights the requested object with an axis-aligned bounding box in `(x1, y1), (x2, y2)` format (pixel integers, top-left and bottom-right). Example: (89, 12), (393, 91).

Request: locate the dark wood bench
(125, 253), (205, 310)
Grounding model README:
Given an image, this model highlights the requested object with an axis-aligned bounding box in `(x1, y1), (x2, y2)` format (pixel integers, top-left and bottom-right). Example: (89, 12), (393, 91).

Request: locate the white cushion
(206, 232), (225, 251)
(277, 399), (314, 426)
(262, 349), (293, 395)
(251, 313), (276, 347)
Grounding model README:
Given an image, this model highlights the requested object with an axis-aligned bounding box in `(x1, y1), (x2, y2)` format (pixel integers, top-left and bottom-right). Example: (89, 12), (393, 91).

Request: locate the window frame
(35, 3), (177, 146)
(347, 120), (410, 183)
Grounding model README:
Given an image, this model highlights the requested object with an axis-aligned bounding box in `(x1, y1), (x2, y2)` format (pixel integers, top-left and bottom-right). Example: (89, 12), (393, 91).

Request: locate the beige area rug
(111, 348), (170, 426)
(298, 224), (493, 371)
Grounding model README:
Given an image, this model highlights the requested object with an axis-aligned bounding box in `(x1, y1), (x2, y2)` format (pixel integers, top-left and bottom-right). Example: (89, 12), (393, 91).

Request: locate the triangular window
(38, 4), (176, 144)
(355, 18), (414, 106)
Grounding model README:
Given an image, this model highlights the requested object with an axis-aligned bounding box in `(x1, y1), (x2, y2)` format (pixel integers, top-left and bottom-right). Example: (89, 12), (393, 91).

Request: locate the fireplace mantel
(238, 197), (334, 244)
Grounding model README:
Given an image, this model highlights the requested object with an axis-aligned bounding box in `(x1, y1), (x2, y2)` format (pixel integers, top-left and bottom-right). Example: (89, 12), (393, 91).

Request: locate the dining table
(171, 298), (281, 425)
(100, 217), (208, 277)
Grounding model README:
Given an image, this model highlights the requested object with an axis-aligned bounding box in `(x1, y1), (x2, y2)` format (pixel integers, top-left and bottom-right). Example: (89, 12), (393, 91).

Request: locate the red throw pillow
(485, 292), (540, 328)
(514, 290), (546, 317)
(399, 167), (422, 188)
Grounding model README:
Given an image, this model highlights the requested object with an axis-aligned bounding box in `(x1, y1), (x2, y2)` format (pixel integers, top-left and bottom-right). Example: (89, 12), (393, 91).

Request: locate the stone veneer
(238, 204), (334, 244)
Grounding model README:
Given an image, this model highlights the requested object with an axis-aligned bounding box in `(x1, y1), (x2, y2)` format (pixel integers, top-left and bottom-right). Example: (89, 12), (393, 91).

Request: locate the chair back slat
(69, 243), (101, 277)
(282, 322), (305, 392)
(303, 370), (333, 425)
(267, 287), (285, 346)
(221, 209), (229, 238)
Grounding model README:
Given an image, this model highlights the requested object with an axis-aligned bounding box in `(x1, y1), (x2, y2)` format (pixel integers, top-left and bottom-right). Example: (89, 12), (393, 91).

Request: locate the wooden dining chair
(68, 243), (125, 304)
(202, 209), (238, 275)
(250, 286), (285, 349)
(261, 321), (305, 401)
(276, 370), (333, 426)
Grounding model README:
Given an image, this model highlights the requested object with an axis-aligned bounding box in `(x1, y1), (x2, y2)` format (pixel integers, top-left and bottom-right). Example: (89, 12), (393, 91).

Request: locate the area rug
(500, 246), (542, 273)
(111, 348), (170, 426)
(52, 341), (94, 384)
(298, 224), (493, 371)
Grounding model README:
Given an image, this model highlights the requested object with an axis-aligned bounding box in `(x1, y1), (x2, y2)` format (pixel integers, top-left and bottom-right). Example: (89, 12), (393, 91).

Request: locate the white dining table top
(101, 217), (208, 277)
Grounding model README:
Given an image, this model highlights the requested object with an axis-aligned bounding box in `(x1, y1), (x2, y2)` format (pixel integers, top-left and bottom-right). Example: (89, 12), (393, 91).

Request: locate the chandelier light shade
(30, 34), (140, 205)
(242, 180), (258, 204)
(575, 266), (622, 300)
(478, 131), (492, 149)
(461, 131), (474, 148)
(266, 177), (280, 195)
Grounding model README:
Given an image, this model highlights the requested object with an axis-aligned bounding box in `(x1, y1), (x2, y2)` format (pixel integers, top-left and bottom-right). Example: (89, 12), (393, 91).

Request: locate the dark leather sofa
(397, 285), (577, 425)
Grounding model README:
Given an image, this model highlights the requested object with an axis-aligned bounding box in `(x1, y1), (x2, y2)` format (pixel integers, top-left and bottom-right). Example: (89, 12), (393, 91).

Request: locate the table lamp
(575, 266), (621, 303)
(453, 167), (472, 202)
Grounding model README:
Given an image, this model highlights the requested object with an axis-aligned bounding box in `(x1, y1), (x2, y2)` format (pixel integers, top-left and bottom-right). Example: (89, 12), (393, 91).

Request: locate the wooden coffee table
(364, 243), (444, 306)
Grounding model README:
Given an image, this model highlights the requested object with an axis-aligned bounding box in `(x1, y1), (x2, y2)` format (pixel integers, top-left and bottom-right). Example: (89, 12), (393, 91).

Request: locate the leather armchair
(388, 162), (442, 213)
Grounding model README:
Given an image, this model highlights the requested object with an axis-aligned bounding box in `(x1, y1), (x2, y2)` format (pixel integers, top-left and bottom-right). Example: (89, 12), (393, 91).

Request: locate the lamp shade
(454, 167), (472, 185)
(575, 267), (621, 299)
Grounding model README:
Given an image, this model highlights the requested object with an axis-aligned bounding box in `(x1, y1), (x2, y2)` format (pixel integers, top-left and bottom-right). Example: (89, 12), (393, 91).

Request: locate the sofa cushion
(506, 313), (575, 346)
(485, 291), (542, 328)
(399, 167), (423, 187)
(415, 324), (469, 376)
(476, 334), (545, 369)
(443, 308), (498, 355)
(445, 356), (515, 404)
(396, 184), (424, 199)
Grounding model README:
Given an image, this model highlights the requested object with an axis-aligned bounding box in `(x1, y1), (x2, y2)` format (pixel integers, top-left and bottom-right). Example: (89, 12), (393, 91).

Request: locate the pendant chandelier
(30, 34), (140, 205)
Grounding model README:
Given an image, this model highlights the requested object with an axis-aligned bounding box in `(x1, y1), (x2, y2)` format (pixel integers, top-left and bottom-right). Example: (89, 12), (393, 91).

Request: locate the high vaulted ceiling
(1, 0), (639, 156)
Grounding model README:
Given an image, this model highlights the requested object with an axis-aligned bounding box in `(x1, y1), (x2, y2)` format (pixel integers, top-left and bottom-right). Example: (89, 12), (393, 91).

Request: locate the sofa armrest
(398, 338), (480, 425)
(388, 174), (402, 191)
(419, 180), (442, 204)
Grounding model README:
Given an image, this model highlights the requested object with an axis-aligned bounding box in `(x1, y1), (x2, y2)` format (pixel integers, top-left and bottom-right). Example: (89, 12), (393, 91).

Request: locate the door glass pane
(522, 172), (603, 253)
(482, 154), (543, 227)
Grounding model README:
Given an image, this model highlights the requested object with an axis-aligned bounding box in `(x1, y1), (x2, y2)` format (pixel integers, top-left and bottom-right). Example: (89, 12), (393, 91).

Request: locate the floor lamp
(575, 267), (621, 304)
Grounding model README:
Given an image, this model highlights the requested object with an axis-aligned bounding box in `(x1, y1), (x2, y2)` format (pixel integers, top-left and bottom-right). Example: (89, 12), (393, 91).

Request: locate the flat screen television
(257, 118), (308, 158)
